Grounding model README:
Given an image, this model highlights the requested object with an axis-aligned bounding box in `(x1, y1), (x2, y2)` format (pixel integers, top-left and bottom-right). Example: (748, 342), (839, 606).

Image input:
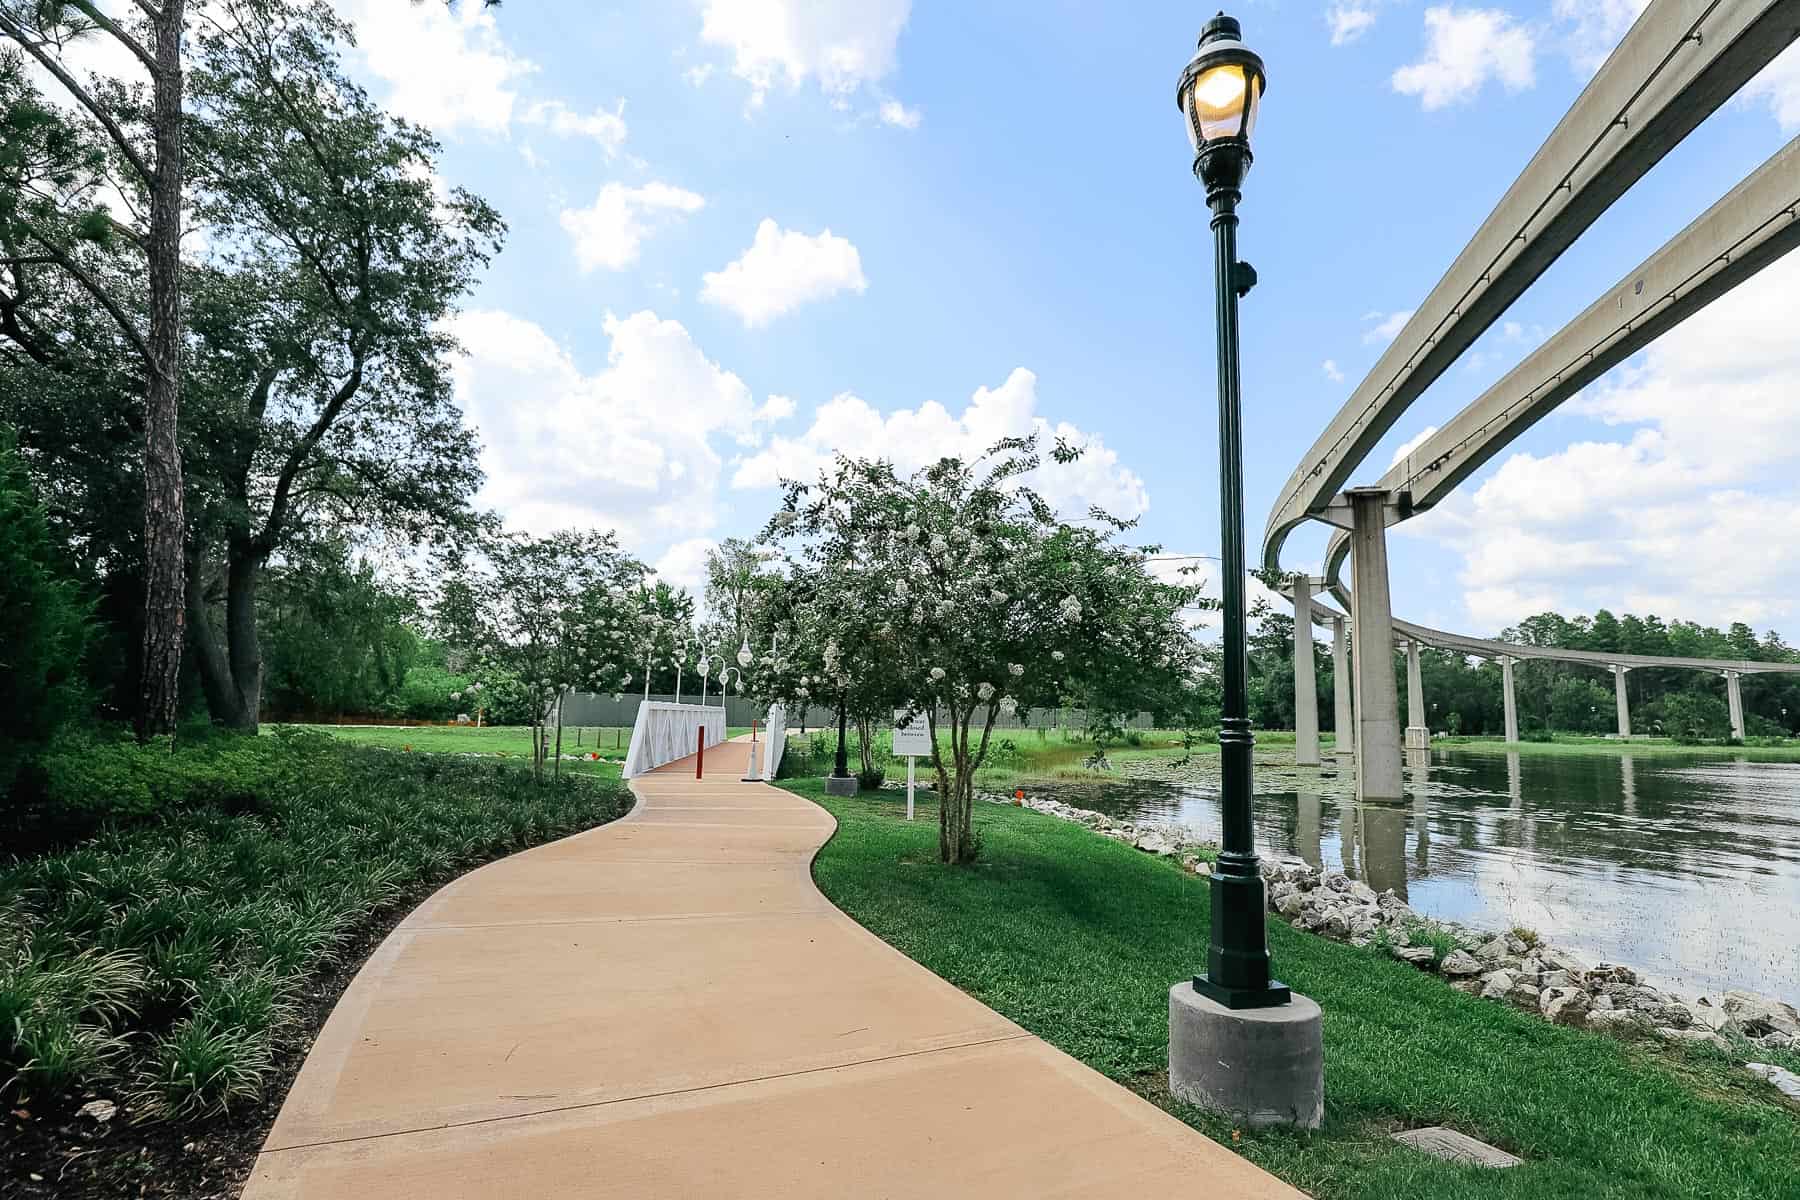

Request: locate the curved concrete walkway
(242, 739), (1302, 1198)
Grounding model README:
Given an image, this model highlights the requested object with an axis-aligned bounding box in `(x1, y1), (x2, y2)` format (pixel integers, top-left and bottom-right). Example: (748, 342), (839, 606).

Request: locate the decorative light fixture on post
(698, 651), (724, 707)
(1166, 12), (1322, 1130)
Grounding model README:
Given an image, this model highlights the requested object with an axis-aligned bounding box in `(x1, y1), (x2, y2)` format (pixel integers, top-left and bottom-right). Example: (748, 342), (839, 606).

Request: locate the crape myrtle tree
(629, 579), (697, 699)
(446, 530), (646, 782)
(767, 437), (1199, 863)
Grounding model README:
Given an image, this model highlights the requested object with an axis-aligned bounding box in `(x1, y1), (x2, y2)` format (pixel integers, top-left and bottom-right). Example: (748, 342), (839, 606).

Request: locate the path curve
(241, 739), (1300, 1198)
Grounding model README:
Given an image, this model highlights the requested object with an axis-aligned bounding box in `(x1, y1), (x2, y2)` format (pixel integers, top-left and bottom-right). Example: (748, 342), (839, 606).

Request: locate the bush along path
(1, 731), (632, 1200)
(799, 780), (1800, 1199)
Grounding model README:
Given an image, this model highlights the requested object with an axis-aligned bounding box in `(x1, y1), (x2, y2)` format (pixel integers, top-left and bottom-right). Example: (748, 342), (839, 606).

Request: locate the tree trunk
(136, 0), (187, 740)
(186, 540), (263, 733)
(553, 692), (565, 781)
(856, 715), (874, 779)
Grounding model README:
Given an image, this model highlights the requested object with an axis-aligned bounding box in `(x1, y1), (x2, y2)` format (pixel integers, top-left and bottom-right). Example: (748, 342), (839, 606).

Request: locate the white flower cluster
(1008, 663), (1024, 677)
(1059, 595), (1083, 622)
(930, 666), (947, 681)
(977, 682), (996, 701)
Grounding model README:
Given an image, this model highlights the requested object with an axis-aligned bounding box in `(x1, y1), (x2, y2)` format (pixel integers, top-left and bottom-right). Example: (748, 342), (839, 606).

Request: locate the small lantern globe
(1176, 13), (1266, 195)
(737, 635), (753, 668)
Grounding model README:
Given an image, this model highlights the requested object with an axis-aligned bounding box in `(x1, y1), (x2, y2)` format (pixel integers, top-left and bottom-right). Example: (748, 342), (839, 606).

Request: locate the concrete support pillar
(1348, 490), (1403, 802)
(1292, 577), (1319, 766)
(1725, 670), (1745, 740)
(1501, 657), (1519, 743)
(1332, 617), (1354, 757)
(1613, 665), (1631, 740)
(1404, 639), (1430, 750)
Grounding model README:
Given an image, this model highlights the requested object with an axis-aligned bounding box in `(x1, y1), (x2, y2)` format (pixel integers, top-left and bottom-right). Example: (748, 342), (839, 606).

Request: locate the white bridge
(1263, 1), (1800, 797)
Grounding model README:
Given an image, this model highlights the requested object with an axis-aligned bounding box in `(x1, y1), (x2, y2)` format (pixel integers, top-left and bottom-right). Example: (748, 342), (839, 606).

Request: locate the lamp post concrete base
(823, 775), (858, 797)
(1169, 982), (1323, 1130)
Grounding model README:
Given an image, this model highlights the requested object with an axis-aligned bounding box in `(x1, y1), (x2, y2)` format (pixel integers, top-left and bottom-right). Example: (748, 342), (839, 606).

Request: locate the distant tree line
(1246, 603), (1800, 742)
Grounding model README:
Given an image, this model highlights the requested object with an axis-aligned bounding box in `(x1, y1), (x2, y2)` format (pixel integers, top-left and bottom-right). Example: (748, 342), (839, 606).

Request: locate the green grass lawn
(282, 723), (753, 781)
(788, 779), (1800, 1199)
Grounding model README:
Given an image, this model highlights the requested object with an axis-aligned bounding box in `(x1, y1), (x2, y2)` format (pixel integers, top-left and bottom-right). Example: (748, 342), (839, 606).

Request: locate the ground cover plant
(2, 730), (631, 1199)
(792, 779), (1800, 1199)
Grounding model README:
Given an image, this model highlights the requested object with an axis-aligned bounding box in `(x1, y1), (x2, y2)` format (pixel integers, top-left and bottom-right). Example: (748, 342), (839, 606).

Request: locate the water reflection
(1052, 748), (1800, 1001)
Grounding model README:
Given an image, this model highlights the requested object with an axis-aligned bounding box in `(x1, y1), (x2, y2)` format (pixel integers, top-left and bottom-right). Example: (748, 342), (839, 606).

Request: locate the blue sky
(327, 1), (1800, 639)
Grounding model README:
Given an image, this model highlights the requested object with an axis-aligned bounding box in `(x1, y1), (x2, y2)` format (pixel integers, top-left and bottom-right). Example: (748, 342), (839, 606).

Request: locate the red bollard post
(696, 725), (705, 780)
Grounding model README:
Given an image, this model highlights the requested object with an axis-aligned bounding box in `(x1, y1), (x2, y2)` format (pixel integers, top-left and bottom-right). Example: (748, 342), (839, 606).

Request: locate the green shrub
(1, 739), (630, 1121)
(0, 427), (91, 791)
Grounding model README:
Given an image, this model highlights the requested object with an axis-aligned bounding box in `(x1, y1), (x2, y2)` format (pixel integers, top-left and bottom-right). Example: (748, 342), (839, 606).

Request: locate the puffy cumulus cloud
(1399, 253), (1800, 633)
(560, 182), (706, 273)
(1745, 42), (1800, 131)
(878, 99), (922, 129)
(1388, 425), (1440, 468)
(654, 538), (719, 597)
(1147, 557), (1289, 638)
(331, 0), (535, 135)
(1392, 6), (1535, 110)
(446, 309), (790, 546)
(1327, 3), (1379, 46)
(1362, 308), (1414, 344)
(731, 368), (1150, 522)
(1322, 359), (1346, 383)
(521, 99), (630, 154)
(698, 0), (912, 111)
(700, 220), (868, 327)
(1551, 0), (1648, 75)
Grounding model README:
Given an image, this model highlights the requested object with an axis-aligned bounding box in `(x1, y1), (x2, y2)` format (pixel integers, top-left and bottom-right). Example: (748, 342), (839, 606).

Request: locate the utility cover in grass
(1392, 1127), (1522, 1168)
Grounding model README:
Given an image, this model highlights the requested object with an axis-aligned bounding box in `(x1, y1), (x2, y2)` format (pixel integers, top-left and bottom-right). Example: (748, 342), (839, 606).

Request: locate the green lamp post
(1178, 12), (1287, 1010)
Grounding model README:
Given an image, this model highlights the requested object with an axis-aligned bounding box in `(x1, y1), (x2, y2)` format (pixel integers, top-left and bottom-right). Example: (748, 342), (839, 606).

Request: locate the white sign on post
(892, 708), (932, 820)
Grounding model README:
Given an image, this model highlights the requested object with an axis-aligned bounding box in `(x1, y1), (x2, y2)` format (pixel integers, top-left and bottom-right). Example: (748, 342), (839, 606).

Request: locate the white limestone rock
(1440, 950), (1484, 978)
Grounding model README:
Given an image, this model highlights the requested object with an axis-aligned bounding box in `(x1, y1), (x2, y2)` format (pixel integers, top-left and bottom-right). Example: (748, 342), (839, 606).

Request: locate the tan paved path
(242, 738), (1304, 1198)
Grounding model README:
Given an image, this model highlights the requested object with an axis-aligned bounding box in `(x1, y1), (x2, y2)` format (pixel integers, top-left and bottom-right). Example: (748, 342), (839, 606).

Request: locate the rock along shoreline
(986, 789), (1800, 1098)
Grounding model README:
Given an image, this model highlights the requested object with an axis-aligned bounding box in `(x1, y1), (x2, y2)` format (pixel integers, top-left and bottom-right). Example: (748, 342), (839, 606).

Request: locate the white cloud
(698, 0), (912, 110)
(879, 99), (922, 129)
(1322, 359), (1346, 383)
(1389, 425), (1440, 468)
(654, 538), (718, 596)
(1403, 253), (1800, 633)
(521, 99), (629, 154)
(447, 309), (790, 547)
(1551, 0), (1648, 75)
(332, 0), (535, 135)
(1363, 309), (1414, 344)
(1328, 4), (1379, 45)
(731, 368), (1149, 522)
(700, 219), (868, 327)
(1392, 6), (1536, 110)
(559, 182), (706, 273)
(684, 63), (716, 88)
(1744, 42), (1800, 131)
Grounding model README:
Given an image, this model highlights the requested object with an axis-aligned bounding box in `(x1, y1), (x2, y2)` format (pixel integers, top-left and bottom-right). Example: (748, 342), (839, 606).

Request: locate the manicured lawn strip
(2, 733), (632, 1199)
(789, 780), (1799, 1200)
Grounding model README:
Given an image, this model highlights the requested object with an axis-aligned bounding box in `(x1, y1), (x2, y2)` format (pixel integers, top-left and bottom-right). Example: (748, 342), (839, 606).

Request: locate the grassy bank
(790, 779), (1799, 1199)
(1436, 734), (1800, 762)
(3, 731), (632, 1199)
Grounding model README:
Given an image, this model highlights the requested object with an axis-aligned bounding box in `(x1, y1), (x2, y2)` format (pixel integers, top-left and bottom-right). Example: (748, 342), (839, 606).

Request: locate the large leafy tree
(0, 2), (502, 734)
(179, 1), (501, 731)
(0, 0), (189, 737)
(768, 438), (1199, 863)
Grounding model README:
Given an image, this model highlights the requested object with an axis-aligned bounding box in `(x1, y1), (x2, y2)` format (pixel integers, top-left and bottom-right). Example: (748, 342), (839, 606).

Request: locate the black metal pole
(1194, 181), (1289, 1011)
(832, 694), (851, 778)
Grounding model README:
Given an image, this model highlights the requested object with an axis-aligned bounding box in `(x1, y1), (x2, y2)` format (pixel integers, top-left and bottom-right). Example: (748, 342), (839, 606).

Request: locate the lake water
(1046, 747), (1800, 1003)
